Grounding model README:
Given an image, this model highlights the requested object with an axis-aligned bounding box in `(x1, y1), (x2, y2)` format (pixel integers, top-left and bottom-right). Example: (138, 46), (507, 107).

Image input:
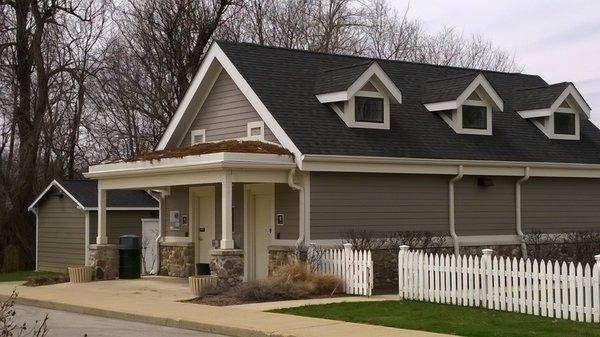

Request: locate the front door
(190, 186), (215, 264)
(245, 184), (274, 280)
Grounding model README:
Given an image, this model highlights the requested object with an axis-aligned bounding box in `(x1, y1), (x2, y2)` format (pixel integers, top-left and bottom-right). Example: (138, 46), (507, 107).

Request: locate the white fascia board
(424, 101), (458, 112)
(301, 154), (600, 178)
(550, 84), (591, 119)
(28, 180), (86, 211)
(85, 152), (296, 179)
(458, 74), (504, 111)
(157, 42), (303, 162)
(347, 62), (402, 104)
(517, 109), (552, 119)
(316, 91), (349, 103)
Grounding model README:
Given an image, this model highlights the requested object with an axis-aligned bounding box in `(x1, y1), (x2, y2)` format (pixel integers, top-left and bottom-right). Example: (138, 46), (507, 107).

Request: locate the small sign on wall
(169, 211), (180, 230)
(276, 214), (285, 226)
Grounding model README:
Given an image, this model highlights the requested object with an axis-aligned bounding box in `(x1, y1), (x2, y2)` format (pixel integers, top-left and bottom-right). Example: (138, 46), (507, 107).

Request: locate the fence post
(482, 249), (494, 308)
(594, 254), (600, 322)
(344, 243), (353, 293)
(398, 245), (410, 299)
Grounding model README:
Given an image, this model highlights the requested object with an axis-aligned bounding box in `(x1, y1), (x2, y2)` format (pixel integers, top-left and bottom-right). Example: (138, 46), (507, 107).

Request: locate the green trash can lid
(118, 235), (141, 250)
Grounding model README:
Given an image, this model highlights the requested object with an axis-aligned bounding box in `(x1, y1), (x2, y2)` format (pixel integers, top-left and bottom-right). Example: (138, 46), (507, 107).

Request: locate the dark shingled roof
(512, 82), (571, 111)
(217, 41), (600, 164)
(56, 179), (158, 208)
(314, 61), (373, 94)
(421, 72), (481, 104)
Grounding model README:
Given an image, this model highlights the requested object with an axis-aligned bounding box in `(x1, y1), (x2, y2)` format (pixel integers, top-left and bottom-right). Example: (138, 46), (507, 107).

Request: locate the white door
(190, 186), (215, 264)
(141, 218), (159, 275)
(245, 184), (274, 280)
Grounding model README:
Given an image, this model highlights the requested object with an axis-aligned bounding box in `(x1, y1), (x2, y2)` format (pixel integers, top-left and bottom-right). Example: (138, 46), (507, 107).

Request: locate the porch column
(221, 170), (234, 249)
(96, 188), (108, 244)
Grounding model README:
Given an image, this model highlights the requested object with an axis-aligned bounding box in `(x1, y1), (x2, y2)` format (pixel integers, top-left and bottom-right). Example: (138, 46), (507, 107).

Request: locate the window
(190, 129), (205, 145)
(462, 105), (487, 130)
(246, 121), (264, 140)
(554, 112), (576, 135)
(355, 97), (384, 123)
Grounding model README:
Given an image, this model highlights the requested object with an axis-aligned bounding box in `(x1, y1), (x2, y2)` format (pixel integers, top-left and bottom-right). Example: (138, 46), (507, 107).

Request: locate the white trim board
(28, 180), (87, 211)
(156, 42), (303, 162)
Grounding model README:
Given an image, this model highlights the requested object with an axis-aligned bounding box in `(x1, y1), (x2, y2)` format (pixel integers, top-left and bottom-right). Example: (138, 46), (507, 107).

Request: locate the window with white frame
(190, 129), (206, 145)
(528, 98), (582, 140)
(328, 82), (391, 130)
(462, 105), (488, 130)
(355, 96), (384, 123)
(246, 121), (264, 140)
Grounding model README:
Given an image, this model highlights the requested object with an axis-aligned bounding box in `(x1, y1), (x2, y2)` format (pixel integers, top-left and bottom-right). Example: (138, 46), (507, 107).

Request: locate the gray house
(83, 41), (600, 284)
(28, 179), (158, 273)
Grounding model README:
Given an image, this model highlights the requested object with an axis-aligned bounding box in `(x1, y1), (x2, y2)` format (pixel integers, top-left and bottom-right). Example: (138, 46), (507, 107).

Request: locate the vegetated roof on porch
(127, 140), (292, 162)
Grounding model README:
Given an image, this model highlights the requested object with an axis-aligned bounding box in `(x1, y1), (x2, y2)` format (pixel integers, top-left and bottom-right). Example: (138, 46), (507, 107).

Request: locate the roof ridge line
(215, 40), (536, 77)
(425, 72), (480, 83)
(321, 60), (373, 73)
(515, 82), (571, 92)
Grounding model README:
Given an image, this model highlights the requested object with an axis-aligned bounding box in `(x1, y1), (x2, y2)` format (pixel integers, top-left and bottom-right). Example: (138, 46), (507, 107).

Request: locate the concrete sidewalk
(0, 279), (451, 337)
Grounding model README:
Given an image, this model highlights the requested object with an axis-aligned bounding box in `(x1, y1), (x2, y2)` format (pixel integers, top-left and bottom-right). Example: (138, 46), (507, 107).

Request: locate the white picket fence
(313, 243), (373, 296)
(398, 246), (600, 323)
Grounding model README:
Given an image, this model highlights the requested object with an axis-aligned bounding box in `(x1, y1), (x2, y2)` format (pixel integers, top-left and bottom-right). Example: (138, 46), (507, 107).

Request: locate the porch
(84, 141), (307, 284)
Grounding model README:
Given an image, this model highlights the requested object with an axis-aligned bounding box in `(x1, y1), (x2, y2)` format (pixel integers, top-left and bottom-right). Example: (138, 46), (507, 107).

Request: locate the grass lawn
(0, 270), (35, 282)
(272, 300), (600, 337)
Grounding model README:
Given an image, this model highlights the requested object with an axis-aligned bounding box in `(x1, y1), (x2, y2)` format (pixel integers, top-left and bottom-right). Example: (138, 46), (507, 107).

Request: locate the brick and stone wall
(159, 242), (194, 277)
(209, 249), (244, 287)
(89, 244), (118, 280)
(268, 246), (296, 275)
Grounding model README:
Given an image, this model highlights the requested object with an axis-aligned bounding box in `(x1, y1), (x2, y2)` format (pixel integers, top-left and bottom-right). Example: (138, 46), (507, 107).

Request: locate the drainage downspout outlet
(449, 165), (464, 256)
(516, 167), (530, 259)
(288, 168), (305, 247)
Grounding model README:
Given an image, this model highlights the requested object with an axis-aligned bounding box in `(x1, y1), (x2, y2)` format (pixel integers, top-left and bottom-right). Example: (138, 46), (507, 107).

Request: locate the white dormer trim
(329, 81), (391, 130)
(316, 62), (402, 104)
(530, 106), (581, 140)
(424, 73), (504, 113)
(517, 83), (591, 120)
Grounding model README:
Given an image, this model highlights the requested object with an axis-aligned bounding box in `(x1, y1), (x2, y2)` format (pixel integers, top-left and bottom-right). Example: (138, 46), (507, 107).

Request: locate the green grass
(0, 270), (35, 282)
(0, 270), (62, 283)
(272, 300), (600, 337)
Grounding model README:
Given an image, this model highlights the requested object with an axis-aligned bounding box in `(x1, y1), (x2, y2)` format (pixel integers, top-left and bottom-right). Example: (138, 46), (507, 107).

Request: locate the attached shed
(28, 179), (158, 273)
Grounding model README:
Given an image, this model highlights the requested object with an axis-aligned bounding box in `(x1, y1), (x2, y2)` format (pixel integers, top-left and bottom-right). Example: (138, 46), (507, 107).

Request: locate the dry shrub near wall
(524, 230), (600, 265)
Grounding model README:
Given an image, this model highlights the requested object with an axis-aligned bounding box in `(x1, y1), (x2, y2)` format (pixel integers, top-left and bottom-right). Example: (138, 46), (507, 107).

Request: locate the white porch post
(221, 170), (234, 249)
(96, 188), (108, 244)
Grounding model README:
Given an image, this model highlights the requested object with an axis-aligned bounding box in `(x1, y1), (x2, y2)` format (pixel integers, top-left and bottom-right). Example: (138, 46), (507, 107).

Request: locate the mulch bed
(183, 293), (346, 307)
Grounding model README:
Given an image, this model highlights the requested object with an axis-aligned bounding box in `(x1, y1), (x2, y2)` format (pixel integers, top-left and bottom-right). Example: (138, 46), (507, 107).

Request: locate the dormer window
(554, 111), (576, 135)
(314, 61), (402, 130)
(423, 73), (503, 136)
(355, 96), (384, 123)
(462, 105), (487, 130)
(515, 83), (590, 140)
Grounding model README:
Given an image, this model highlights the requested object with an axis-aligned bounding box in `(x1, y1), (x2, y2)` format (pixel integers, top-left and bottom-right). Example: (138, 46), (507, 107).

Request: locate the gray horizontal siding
(89, 210), (157, 244)
(275, 183), (299, 240)
(310, 172), (450, 240)
(37, 192), (85, 272)
(181, 71), (278, 146)
(455, 176), (516, 236)
(523, 178), (600, 233)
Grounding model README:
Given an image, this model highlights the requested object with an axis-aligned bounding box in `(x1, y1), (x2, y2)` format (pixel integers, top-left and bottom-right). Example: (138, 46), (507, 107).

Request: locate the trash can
(196, 263), (211, 276)
(118, 235), (141, 279)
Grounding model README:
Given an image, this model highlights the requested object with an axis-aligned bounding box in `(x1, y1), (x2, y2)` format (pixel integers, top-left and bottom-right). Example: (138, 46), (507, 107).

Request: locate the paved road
(16, 305), (228, 337)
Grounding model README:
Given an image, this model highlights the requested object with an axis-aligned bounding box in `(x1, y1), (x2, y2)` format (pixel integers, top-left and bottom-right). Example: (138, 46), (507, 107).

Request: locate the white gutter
(449, 165), (464, 256)
(287, 168), (305, 247)
(516, 167), (530, 259)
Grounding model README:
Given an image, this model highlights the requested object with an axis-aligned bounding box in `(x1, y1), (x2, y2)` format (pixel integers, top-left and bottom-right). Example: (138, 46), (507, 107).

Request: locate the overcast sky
(390, 0), (600, 126)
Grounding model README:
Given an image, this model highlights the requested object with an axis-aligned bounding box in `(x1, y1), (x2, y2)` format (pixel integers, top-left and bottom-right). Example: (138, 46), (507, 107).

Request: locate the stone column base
(268, 246), (297, 276)
(89, 244), (118, 280)
(209, 249), (244, 287)
(159, 242), (195, 277)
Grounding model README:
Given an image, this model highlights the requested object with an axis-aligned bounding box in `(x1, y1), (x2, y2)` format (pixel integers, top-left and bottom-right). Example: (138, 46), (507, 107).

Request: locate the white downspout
(516, 167), (530, 259)
(288, 168), (305, 247)
(449, 165), (464, 256)
(32, 207), (39, 271)
(155, 192), (167, 274)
